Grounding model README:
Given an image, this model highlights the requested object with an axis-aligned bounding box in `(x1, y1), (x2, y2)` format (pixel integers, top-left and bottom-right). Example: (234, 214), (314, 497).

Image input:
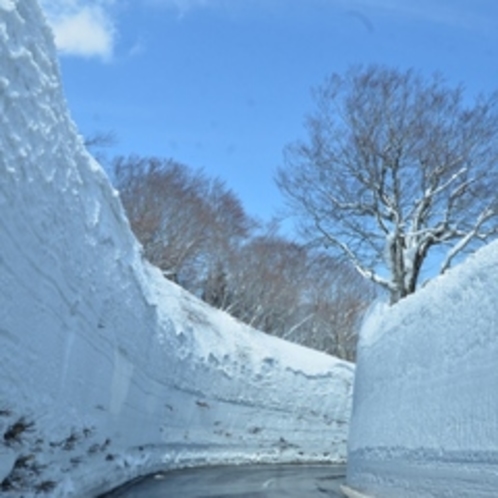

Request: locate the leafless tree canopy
(112, 155), (253, 286)
(277, 65), (498, 303)
(204, 230), (374, 361)
(111, 155), (374, 360)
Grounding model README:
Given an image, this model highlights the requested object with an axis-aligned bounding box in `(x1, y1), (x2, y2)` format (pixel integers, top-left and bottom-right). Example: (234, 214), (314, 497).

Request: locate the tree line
(105, 155), (375, 361)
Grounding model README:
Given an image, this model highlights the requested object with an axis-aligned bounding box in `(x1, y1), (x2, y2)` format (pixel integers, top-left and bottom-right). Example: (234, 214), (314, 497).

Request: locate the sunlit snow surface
(0, 1), (353, 496)
(347, 241), (498, 497)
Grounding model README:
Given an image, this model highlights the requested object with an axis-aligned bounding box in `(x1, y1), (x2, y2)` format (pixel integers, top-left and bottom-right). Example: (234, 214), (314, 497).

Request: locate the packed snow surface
(0, 1), (354, 496)
(347, 240), (498, 497)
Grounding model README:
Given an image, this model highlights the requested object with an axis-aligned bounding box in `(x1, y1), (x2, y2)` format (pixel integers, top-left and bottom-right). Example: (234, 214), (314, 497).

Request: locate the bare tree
(226, 232), (307, 334)
(112, 155), (254, 291)
(294, 254), (374, 361)
(199, 180), (256, 308)
(113, 156), (212, 283)
(225, 229), (375, 360)
(277, 65), (498, 303)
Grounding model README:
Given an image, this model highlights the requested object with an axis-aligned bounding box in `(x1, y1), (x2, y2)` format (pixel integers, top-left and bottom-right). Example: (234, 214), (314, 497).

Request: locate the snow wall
(347, 240), (498, 498)
(0, 1), (353, 496)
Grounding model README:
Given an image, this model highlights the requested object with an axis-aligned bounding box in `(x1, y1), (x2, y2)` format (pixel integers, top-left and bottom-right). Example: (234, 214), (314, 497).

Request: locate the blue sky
(40, 0), (498, 222)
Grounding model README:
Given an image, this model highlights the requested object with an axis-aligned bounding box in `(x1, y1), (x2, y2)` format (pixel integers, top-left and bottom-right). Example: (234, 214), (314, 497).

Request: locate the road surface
(102, 463), (346, 497)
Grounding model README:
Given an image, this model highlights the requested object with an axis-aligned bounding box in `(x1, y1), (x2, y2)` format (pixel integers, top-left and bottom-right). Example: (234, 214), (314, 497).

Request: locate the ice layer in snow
(0, 1), (354, 496)
(347, 240), (498, 497)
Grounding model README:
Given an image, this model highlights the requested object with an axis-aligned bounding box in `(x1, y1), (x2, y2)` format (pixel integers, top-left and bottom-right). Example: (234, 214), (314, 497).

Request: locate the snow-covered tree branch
(277, 65), (498, 304)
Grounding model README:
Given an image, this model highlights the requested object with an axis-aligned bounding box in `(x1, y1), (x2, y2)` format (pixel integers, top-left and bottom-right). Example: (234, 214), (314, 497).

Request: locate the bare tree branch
(277, 65), (498, 303)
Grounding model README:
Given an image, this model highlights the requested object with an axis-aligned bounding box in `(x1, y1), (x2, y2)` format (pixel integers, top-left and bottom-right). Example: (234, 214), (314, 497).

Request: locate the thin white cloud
(40, 0), (116, 61)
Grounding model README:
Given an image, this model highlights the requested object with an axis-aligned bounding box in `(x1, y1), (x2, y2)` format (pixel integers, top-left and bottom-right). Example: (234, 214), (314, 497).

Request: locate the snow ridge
(0, 1), (353, 496)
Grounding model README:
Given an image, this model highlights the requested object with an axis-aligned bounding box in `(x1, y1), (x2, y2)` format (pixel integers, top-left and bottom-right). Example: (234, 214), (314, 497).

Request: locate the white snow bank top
(359, 241), (498, 350)
(347, 240), (498, 497)
(0, 1), (354, 496)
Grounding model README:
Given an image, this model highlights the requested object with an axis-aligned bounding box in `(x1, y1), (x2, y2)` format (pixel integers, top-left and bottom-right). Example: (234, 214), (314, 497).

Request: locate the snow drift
(347, 241), (498, 497)
(0, 1), (353, 496)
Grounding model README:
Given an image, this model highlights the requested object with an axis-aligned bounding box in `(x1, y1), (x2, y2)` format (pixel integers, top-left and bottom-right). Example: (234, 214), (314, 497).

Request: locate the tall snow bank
(0, 1), (353, 496)
(347, 241), (498, 498)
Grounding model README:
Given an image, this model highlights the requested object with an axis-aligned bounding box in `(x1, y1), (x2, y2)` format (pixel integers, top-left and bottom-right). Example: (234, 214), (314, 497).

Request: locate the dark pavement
(102, 463), (346, 497)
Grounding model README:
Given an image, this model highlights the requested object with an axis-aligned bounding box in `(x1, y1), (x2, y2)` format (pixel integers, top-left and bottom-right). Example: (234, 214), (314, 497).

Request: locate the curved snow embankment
(347, 241), (498, 498)
(0, 1), (353, 496)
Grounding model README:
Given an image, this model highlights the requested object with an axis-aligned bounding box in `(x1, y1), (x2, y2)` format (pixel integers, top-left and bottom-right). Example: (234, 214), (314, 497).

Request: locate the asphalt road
(102, 463), (346, 497)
